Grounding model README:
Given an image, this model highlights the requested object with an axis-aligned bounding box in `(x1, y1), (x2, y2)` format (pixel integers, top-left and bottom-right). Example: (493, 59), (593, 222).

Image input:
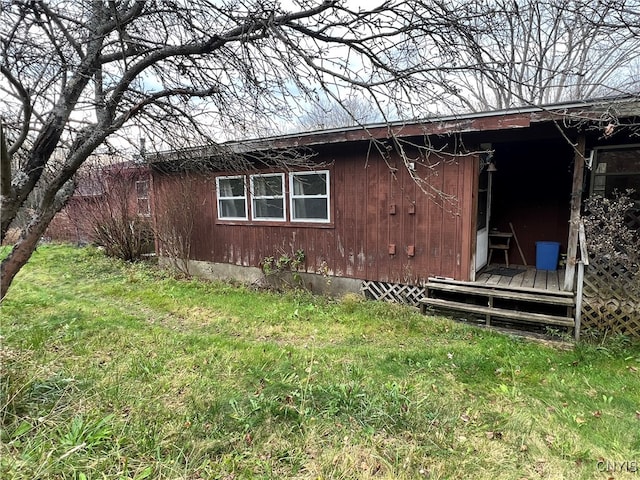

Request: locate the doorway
(475, 152), (494, 273)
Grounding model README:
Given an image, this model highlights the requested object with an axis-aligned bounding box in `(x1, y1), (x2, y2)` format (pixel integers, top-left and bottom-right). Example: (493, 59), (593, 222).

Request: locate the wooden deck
(420, 264), (576, 333)
(475, 265), (566, 292)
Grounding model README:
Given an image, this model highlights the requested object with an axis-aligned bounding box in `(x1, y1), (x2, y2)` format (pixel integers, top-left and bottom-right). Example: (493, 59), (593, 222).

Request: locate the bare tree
(2, 0), (638, 298)
(73, 162), (154, 261)
(297, 93), (383, 131)
(439, 0), (640, 111)
(0, 0), (490, 298)
(152, 171), (199, 277)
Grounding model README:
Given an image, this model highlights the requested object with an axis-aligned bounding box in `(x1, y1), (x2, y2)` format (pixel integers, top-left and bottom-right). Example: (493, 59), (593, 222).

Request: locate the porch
(420, 264), (576, 334)
(475, 264), (566, 291)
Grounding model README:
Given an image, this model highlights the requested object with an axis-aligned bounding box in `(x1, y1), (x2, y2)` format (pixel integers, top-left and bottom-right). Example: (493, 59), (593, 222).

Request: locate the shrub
(583, 189), (640, 273)
(75, 163), (154, 262)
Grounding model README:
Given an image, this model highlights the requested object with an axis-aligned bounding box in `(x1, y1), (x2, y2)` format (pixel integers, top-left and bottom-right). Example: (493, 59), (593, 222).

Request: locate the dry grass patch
(1, 245), (639, 479)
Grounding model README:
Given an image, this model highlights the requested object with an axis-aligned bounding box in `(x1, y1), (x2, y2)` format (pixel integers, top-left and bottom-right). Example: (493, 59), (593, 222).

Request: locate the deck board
(476, 264), (569, 293)
(476, 273), (491, 283)
(534, 270), (548, 289)
(509, 272), (525, 288)
(547, 270), (559, 290)
(521, 269), (537, 288)
(423, 264), (576, 332)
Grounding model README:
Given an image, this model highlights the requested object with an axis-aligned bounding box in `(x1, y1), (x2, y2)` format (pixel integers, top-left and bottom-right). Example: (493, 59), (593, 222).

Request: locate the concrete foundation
(157, 257), (364, 297)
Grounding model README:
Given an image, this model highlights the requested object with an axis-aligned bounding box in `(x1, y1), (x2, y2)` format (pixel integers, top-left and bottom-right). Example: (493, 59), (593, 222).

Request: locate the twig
(59, 442), (86, 460)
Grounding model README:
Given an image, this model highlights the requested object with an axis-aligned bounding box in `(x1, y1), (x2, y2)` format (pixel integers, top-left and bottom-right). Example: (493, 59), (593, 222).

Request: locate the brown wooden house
(151, 97), (640, 335)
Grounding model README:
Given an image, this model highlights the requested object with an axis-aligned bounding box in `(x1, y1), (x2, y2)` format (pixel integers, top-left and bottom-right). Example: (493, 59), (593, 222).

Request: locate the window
(136, 180), (150, 216)
(251, 173), (285, 221)
(290, 171), (330, 222)
(215, 170), (331, 224)
(592, 147), (640, 201)
(217, 176), (247, 220)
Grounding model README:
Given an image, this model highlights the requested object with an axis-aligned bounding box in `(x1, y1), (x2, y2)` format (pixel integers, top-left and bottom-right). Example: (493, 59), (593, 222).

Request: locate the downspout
(563, 134), (586, 292)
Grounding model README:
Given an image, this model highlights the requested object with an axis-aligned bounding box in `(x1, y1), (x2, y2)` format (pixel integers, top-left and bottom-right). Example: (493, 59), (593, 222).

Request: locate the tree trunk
(1, 185), (73, 300)
(1, 196), (21, 243)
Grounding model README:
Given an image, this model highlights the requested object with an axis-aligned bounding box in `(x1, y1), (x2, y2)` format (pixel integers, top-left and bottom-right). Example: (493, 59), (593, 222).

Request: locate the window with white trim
(216, 175), (247, 220)
(290, 171), (330, 222)
(250, 173), (286, 221)
(135, 179), (150, 216)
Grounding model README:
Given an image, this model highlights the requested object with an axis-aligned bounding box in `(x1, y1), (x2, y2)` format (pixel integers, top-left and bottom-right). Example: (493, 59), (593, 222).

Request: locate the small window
(217, 176), (247, 220)
(251, 173), (285, 221)
(290, 171), (330, 222)
(136, 180), (150, 216)
(592, 147), (640, 200)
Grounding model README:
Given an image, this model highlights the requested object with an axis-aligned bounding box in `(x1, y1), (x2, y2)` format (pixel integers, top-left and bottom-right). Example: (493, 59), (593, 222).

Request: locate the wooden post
(575, 261), (584, 341)
(574, 222), (589, 341)
(563, 134), (586, 292)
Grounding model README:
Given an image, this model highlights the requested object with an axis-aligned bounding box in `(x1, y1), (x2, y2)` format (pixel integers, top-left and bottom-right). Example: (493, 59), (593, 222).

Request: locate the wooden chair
(488, 231), (513, 267)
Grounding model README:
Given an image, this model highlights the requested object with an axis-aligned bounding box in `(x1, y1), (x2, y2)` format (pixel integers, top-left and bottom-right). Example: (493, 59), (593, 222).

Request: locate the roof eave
(221, 96), (640, 152)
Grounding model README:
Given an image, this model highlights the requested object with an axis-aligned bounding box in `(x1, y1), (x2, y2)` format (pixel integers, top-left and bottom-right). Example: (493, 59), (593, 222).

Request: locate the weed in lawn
(57, 414), (114, 451)
(338, 292), (366, 314)
(2, 245), (640, 479)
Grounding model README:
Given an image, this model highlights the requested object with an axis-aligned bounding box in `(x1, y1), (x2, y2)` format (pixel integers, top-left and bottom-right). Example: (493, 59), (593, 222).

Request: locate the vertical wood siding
(152, 144), (476, 284)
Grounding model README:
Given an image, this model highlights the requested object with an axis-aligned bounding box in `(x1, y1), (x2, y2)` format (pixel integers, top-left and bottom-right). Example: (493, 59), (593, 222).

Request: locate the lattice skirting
(361, 281), (425, 307)
(581, 260), (640, 337)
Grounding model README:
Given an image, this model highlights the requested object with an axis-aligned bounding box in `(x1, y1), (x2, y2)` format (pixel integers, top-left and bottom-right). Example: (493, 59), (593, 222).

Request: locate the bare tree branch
(1, 64), (32, 156)
(1, 0), (638, 299)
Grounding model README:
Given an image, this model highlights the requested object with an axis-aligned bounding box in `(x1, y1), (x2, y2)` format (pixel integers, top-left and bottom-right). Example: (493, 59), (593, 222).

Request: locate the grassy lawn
(1, 244), (639, 479)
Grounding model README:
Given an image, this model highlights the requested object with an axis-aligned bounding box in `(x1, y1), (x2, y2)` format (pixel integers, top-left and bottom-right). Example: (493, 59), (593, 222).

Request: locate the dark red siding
(152, 145), (476, 284)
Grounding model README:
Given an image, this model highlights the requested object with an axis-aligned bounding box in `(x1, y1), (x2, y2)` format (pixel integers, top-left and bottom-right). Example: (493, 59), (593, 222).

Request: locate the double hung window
(290, 171), (330, 223)
(251, 174), (286, 221)
(216, 176), (247, 220)
(216, 170), (330, 223)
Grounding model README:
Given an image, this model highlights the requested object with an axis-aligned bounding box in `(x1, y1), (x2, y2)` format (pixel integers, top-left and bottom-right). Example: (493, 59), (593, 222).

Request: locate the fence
(580, 258), (640, 337)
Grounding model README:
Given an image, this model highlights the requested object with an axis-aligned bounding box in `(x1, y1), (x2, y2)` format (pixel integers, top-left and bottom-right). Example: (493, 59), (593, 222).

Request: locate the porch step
(427, 276), (574, 297)
(420, 278), (575, 330)
(423, 281), (574, 306)
(421, 298), (574, 328)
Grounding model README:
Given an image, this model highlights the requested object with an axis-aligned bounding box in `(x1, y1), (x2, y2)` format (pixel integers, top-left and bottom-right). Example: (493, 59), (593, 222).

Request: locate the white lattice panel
(361, 281), (425, 307)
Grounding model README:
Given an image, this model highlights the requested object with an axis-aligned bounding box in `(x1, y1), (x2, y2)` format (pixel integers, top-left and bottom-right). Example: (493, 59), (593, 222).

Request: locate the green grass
(1, 244), (639, 479)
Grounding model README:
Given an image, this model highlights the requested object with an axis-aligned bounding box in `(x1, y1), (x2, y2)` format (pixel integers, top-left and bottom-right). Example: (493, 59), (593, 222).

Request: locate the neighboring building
(47, 160), (152, 246)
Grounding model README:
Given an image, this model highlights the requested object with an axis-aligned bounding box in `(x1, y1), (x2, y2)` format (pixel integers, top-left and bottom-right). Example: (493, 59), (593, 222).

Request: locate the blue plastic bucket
(535, 241), (561, 270)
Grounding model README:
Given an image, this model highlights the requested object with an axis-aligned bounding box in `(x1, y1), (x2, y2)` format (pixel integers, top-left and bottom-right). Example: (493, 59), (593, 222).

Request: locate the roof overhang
(151, 96), (640, 162)
(224, 96), (639, 150)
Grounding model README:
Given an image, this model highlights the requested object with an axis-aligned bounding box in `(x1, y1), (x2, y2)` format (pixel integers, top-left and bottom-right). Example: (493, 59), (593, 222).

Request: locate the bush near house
(582, 191), (640, 337)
